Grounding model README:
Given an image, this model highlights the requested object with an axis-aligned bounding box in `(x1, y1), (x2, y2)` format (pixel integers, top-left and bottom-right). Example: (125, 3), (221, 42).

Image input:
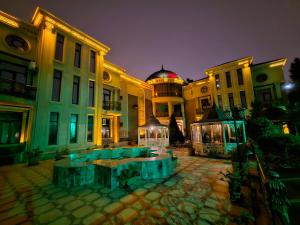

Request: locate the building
(0, 7), (152, 163)
(0, 7), (287, 163)
(145, 66), (186, 134)
(183, 56), (287, 137)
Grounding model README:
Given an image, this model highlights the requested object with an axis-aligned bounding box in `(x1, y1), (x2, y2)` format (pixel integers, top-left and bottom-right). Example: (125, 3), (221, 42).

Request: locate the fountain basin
(53, 147), (172, 189)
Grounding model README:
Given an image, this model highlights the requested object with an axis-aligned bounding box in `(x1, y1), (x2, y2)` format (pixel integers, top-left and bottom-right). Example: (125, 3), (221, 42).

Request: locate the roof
(146, 65), (184, 82)
(205, 56), (253, 74)
(31, 7), (110, 54)
(251, 58), (287, 67)
(198, 105), (245, 123)
(139, 115), (167, 127)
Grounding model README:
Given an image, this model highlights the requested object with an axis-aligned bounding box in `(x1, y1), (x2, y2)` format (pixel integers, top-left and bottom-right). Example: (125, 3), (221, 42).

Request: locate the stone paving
(0, 156), (232, 225)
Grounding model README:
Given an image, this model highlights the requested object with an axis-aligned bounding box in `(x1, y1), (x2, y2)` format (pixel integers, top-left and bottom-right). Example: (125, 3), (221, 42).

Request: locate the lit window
(215, 74), (220, 89)
(70, 114), (78, 143)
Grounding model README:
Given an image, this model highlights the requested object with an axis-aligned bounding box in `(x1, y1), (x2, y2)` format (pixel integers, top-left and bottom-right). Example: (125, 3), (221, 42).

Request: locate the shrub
(246, 117), (281, 141)
(257, 134), (300, 168)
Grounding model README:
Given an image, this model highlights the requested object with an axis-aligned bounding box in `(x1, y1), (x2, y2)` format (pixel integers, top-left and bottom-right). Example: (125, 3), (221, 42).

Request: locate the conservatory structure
(191, 108), (246, 156)
(138, 115), (169, 148)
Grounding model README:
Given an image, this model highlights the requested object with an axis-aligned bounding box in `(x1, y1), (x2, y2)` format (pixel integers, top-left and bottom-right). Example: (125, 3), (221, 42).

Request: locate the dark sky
(2, 0), (300, 81)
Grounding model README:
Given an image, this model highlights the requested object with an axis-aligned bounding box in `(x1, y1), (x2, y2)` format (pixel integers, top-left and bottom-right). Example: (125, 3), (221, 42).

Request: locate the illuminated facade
(0, 8), (152, 162)
(184, 56), (287, 137)
(145, 66), (186, 134)
(0, 7), (287, 162)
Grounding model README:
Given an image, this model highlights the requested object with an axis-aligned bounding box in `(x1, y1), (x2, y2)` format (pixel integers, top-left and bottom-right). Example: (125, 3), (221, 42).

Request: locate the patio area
(0, 156), (232, 225)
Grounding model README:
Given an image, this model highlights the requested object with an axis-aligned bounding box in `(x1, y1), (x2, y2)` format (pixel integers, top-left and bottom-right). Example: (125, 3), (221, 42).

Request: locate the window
(201, 86), (208, 94)
(240, 91), (247, 108)
(74, 43), (81, 68)
(0, 60), (27, 85)
(217, 95), (223, 109)
(255, 88), (272, 104)
(0, 112), (22, 144)
(228, 93), (234, 108)
(102, 118), (111, 138)
(55, 33), (64, 61)
(237, 68), (244, 85)
(5, 35), (29, 52)
(156, 103), (169, 117)
(89, 80), (95, 107)
(225, 71), (232, 88)
(70, 114), (78, 143)
(87, 115), (94, 142)
(201, 98), (210, 110)
(224, 123), (244, 143)
(52, 70), (62, 101)
(153, 83), (182, 97)
(215, 74), (220, 89)
(72, 76), (80, 104)
(103, 89), (111, 110)
(90, 50), (96, 73)
(103, 71), (111, 82)
(48, 112), (59, 145)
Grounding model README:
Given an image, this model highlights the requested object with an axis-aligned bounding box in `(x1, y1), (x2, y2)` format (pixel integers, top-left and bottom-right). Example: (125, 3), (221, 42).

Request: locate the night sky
(1, 0), (300, 81)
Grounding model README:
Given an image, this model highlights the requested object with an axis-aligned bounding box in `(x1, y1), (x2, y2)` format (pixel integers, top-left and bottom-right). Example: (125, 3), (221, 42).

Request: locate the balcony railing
(0, 78), (37, 100)
(102, 100), (121, 111)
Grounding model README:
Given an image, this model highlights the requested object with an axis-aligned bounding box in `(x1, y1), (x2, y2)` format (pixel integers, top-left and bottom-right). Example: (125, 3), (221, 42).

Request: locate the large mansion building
(0, 8), (287, 163)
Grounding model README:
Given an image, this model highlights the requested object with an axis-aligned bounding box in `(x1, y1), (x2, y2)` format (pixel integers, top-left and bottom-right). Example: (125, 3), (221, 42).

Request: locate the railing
(155, 92), (182, 97)
(255, 152), (289, 225)
(0, 78), (37, 100)
(102, 100), (121, 111)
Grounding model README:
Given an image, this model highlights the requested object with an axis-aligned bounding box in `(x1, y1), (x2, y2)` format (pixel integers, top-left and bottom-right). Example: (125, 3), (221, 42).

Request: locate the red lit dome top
(145, 65), (184, 82)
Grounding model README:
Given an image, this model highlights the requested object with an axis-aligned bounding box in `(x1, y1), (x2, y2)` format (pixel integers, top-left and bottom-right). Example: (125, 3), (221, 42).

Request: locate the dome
(146, 66), (184, 82)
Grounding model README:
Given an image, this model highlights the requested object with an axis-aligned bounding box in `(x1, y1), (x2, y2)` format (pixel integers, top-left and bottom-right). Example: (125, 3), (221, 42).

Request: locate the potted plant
(27, 147), (42, 166)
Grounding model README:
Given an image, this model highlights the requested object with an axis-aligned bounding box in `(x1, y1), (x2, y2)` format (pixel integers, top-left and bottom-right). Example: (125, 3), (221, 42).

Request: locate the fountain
(53, 147), (173, 189)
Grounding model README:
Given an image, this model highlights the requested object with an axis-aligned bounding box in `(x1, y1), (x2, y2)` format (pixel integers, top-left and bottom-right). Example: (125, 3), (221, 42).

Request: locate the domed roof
(146, 65), (184, 82)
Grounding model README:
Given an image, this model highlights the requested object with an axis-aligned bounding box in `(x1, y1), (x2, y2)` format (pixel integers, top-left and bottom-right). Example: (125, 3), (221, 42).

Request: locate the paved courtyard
(0, 156), (232, 225)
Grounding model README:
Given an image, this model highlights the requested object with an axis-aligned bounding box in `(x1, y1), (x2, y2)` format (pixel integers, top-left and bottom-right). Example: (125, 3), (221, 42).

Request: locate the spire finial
(161, 64), (164, 70)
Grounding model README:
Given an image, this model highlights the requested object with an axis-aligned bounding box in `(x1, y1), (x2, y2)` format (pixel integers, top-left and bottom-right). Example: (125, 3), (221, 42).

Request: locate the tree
(289, 57), (300, 84)
(186, 78), (194, 83)
(168, 113), (185, 145)
(288, 58), (300, 105)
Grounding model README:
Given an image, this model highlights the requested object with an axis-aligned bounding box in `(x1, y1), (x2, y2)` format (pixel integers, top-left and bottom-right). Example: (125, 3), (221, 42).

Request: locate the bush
(257, 134), (300, 168)
(246, 117), (281, 140)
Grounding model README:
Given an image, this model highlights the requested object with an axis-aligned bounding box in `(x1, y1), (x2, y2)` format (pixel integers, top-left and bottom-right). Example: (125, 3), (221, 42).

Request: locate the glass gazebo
(191, 107), (246, 156)
(138, 115), (169, 148)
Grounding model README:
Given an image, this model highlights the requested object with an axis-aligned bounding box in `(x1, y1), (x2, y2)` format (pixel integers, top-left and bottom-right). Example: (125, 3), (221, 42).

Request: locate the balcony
(0, 78), (37, 100)
(103, 100), (121, 111)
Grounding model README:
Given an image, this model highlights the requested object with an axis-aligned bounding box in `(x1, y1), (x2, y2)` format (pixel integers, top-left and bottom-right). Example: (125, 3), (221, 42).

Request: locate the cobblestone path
(0, 156), (232, 225)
